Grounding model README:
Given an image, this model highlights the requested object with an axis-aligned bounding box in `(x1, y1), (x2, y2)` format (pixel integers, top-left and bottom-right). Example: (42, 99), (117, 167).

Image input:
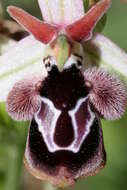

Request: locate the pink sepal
(7, 6), (58, 44)
(66, 0), (111, 42)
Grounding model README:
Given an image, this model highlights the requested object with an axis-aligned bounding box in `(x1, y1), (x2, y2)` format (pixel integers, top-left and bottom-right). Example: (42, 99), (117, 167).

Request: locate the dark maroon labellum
(25, 64), (106, 182)
(27, 116), (105, 179)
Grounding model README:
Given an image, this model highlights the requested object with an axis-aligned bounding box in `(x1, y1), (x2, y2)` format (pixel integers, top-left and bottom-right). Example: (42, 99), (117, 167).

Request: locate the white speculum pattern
(35, 96), (95, 153)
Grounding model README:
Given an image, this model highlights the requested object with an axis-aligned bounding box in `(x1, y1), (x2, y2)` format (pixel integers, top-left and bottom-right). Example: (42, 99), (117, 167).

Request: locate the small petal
(66, 0), (111, 42)
(83, 33), (127, 84)
(0, 35), (47, 102)
(7, 75), (43, 121)
(38, 0), (84, 25)
(7, 6), (58, 44)
(84, 68), (127, 120)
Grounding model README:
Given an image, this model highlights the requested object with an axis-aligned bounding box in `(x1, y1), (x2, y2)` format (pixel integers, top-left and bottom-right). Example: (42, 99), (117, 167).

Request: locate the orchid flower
(0, 0), (127, 187)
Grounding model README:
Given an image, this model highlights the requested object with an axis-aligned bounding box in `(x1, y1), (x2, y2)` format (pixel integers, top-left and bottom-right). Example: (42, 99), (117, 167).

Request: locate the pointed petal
(38, 0), (84, 25)
(66, 0), (111, 42)
(7, 6), (58, 44)
(83, 33), (127, 84)
(0, 35), (47, 102)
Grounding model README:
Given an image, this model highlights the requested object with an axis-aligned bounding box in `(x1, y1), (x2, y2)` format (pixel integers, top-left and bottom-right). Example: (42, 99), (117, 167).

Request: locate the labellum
(2, 0), (127, 187)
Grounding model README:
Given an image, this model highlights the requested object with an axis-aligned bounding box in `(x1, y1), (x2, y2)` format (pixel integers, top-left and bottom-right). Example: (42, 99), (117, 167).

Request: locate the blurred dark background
(0, 0), (127, 190)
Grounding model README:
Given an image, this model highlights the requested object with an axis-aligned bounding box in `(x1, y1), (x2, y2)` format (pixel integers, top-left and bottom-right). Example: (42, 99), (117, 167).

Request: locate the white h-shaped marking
(35, 96), (95, 153)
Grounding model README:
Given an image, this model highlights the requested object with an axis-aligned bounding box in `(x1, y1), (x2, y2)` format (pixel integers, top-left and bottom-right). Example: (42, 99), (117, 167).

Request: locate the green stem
(5, 145), (24, 190)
